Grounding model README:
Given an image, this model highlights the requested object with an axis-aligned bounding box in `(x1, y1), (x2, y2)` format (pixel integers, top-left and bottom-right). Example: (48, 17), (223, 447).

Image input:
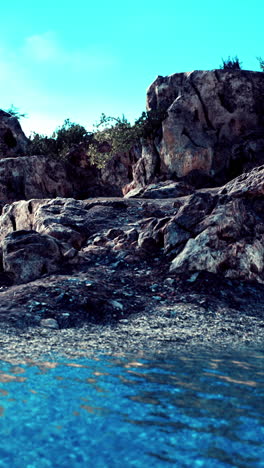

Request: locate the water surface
(0, 347), (263, 467)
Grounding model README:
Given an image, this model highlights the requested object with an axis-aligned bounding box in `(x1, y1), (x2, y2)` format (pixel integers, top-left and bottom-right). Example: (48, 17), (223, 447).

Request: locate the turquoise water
(0, 348), (263, 467)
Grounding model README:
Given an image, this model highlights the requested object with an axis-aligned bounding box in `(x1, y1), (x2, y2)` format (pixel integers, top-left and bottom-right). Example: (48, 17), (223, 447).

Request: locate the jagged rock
(222, 164), (264, 198)
(0, 110), (28, 158)
(2, 230), (62, 283)
(0, 198), (123, 250)
(33, 198), (91, 248)
(125, 180), (194, 199)
(127, 70), (264, 193)
(168, 170), (264, 282)
(0, 156), (73, 210)
(137, 217), (169, 252)
(101, 145), (141, 196)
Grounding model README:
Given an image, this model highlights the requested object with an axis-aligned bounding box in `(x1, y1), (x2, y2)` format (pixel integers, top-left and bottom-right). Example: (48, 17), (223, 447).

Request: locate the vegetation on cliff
(257, 57), (264, 71)
(28, 109), (167, 168)
(220, 56), (242, 70)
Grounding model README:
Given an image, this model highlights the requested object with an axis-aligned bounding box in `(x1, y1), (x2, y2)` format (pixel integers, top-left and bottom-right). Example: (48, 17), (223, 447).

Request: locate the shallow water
(0, 347), (263, 467)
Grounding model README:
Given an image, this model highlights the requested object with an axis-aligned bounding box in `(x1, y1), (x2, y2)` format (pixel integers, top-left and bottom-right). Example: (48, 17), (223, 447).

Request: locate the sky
(0, 0), (263, 136)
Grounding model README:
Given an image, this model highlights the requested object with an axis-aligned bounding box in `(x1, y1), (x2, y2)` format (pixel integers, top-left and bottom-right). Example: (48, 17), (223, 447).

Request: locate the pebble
(40, 318), (59, 329)
(108, 300), (124, 311)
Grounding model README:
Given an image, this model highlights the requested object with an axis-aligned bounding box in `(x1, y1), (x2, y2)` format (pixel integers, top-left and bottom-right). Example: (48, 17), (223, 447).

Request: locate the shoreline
(0, 292), (263, 364)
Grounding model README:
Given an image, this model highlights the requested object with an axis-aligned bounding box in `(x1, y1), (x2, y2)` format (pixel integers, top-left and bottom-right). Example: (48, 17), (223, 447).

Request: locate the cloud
(24, 32), (59, 62)
(0, 32), (119, 135)
(23, 31), (117, 70)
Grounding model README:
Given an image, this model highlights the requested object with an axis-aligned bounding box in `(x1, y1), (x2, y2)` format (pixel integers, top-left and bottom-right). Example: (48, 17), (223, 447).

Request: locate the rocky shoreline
(0, 202), (264, 363)
(1, 190), (264, 362)
(0, 69), (264, 361)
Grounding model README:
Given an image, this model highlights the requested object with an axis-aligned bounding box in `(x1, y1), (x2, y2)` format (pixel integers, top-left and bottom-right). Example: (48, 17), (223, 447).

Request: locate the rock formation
(1, 165), (264, 284)
(1, 69), (264, 335)
(0, 110), (28, 157)
(128, 69), (264, 192)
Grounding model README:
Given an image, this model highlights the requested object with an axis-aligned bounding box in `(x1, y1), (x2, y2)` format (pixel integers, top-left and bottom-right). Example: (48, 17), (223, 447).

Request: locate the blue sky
(0, 0), (263, 136)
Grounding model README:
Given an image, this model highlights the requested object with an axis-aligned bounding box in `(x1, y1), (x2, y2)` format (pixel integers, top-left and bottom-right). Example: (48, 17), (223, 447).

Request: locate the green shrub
(28, 110), (167, 168)
(53, 119), (91, 158)
(257, 57), (264, 71)
(87, 109), (167, 168)
(29, 119), (91, 159)
(29, 133), (57, 157)
(4, 105), (27, 119)
(220, 56), (242, 70)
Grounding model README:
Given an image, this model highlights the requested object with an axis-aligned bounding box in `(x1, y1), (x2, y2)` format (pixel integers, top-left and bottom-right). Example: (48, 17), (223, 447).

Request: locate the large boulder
(0, 110), (28, 158)
(2, 230), (62, 283)
(167, 166), (264, 282)
(128, 70), (264, 192)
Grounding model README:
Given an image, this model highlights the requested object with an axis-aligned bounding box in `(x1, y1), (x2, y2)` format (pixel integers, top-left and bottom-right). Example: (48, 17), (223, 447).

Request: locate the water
(0, 348), (263, 467)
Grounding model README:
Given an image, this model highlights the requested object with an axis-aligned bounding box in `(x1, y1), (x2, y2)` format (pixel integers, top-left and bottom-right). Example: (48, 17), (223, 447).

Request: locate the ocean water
(0, 347), (263, 468)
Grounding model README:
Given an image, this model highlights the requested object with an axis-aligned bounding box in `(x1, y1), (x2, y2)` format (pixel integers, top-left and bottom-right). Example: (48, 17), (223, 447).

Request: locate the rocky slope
(0, 69), (264, 355)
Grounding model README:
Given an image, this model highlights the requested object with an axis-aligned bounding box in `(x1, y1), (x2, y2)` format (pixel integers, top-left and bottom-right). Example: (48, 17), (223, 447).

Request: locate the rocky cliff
(127, 69), (264, 192)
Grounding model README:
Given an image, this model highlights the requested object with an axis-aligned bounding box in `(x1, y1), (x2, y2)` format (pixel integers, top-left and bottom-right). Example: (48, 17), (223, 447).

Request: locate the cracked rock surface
(128, 70), (264, 193)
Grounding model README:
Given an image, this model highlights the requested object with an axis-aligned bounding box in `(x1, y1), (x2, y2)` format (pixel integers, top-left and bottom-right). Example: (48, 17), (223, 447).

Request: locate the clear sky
(0, 0), (263, 136)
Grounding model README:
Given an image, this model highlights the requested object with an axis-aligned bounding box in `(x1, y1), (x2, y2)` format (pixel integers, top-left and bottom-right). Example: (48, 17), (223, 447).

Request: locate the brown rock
(127, 70), (264, 193)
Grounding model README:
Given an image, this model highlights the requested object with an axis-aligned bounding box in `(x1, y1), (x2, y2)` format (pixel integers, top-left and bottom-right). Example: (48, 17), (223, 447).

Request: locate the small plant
(29, 119), (91, 159)
(5, 105), (27, 119)
(87, 109), (167, 167)
(257, 57), (264, 71)
(29, 133), (57, 157)
(220, 56), (242, 70)
(53, 119), (91, 159)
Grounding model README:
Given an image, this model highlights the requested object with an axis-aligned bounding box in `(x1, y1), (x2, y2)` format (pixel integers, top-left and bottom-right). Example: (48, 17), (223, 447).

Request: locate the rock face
(1, 69), (264, 289)
(129, 70), (264, 192)
(100, 145), (141, 195)
(0, 155), (122, 212)
(0, 110), (28, 158)
(0, 156), (73, 210)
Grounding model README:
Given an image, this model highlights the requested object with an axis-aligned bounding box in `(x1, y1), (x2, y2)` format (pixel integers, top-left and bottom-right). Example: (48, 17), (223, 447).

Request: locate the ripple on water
(0, 347), (263, 467)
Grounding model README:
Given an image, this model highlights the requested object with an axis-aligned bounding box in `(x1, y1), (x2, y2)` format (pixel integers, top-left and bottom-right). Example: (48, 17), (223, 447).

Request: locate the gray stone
(40, 318), (59, 329)
(2, 230), (62, 284)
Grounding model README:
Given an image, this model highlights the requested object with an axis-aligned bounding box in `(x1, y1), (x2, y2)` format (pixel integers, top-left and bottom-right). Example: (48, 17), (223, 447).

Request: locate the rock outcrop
(0, 155), (124, 212)
(0, 110), (28, 158)
(2, 230), (62, 284)
(1, 165), (264, 284)
(128, 70), (264, 192)
(0, 156), (73, 210)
